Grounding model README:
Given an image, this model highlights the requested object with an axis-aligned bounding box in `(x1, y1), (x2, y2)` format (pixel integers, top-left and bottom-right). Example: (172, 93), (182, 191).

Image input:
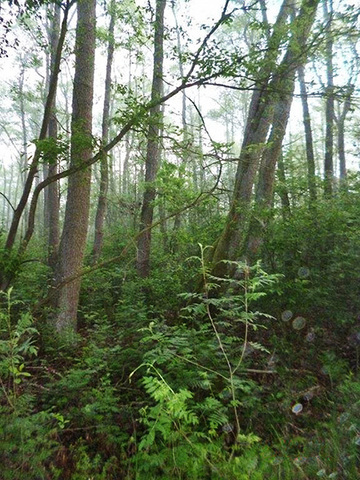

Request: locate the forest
(0, 0), (359, 478)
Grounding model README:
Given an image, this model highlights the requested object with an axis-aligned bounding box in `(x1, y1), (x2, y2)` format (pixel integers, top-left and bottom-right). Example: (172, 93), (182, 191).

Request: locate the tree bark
(3, 1), (70, 254)
(245, 79), (295, 261)
(323, 0), (335, 197)
(171, 0), (188, 236)
(211, 0), (293, 277)
(277, 151), (291, 218)
(136, 0), (166, 278)
(337, 85), (353, 184)
(53, 0), (96, 334)
(45, 2), (61, 272)
(211, 0), (320, 275)
(298, 64), (317, 203)
(91, 0), (116, 264)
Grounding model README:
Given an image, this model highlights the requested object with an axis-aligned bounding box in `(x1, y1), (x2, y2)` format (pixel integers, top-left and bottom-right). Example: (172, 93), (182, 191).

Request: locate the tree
(6, 0), (239, 285)
(53, 0), (96, 334)
(336, 84), (354, 184)
(211, 0), (320, 275)
(44, 1), (61, 271)
(91, 0), (116, 264)
(323, 0), (335, 196)
(210, 0), (293, 276)
(298, 64), (317, 203)
(136, 0), (166, 278)
(0, 0), (72, 291)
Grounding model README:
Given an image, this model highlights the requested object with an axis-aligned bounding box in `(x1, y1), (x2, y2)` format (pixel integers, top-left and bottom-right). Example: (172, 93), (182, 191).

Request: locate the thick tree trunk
(53, 0), (96, 334)
(245, 80), (295, 261)
(92, 0), (115, 264)
(136, 0), (166, 278)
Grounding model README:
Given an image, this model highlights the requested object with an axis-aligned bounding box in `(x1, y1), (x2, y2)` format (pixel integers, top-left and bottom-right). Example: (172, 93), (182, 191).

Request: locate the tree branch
(0, 192), (15, 211)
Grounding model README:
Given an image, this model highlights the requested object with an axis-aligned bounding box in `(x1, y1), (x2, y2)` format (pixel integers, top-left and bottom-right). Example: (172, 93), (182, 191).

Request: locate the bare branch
(0, 192), (15, 211)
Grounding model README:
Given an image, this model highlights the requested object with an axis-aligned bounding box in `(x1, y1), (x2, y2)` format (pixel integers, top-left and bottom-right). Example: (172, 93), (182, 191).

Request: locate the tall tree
(210, 0), (293, 277)
(44, 2), (61, 271)
(246, 0), (320, 260)
(298, 64), (317, 203)
(323, 0), (335, 196)
(2, 2), (70, 252)
(136, 0), (166, 278)
(91, 0), (116, 264)
(211, 0), (320, 275)
(336, 84), (353, 184)
(53, 0), (96, 334)
(0, 1), (71, 291)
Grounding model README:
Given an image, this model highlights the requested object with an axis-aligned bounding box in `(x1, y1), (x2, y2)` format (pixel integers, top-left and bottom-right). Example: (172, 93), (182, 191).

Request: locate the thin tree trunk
(19, 62), (28, 193)
(3, 1), (70, 254)
(92, 0), (115, 264)
(277, 151), (291, 219)
(136, 0), (166, 278)
(337, 85), (353, 184)
(298, 64), (317, 203)
(172, 0), (188, 235)
(53, 0), (96, 334)
(0, 2), (70, 291)
(45, 2), (61, 271)
(323, 0), (334, 196)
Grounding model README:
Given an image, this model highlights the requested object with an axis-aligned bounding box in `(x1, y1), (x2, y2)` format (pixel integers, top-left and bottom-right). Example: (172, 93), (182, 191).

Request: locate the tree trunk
(211, 0), (320, 275)
(91, 0), (116, 264)
(245, 79), (295, 261)
(3, 2), (70, 254)
(323, 0), (335, 196)
(337, 85), (353, 185)
(211, 0), (293, 277)
(0, 3), (70, 291)
(298, 64), (317, 203)
(45, 2), (61, 272)
(53, 0), (96, 334)
(171, 0), (188, 236)
(277, 151), (291, 218)
(136, 0), (166, 278)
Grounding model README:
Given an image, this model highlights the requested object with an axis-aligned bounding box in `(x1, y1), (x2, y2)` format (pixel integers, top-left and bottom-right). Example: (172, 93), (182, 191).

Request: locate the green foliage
(0, 288), (38, 409)
(0, 243), (23, 283)
(0, 289), (60, 479)
(128, 249), (281, 478)
(131, 366), (275, 479)
(32, 134), (69, 165)
(271, 374), (360, 480)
